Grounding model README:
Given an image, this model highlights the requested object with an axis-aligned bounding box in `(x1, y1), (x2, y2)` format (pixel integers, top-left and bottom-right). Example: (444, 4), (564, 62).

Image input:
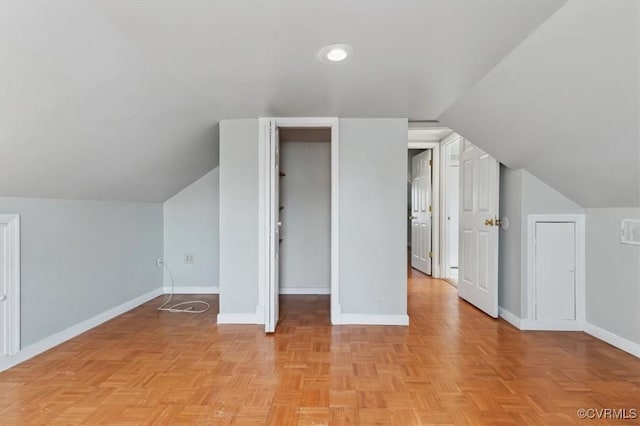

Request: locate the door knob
(484, 219), (494, 226)
(409, 216), (417, 220)
(0, 295), (6, 302)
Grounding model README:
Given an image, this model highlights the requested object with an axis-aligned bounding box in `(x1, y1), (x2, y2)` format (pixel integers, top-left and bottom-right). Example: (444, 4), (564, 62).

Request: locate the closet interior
(277, 127), (332, 320)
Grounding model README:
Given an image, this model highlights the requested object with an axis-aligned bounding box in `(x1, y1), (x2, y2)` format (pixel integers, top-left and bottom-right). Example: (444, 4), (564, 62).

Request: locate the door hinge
(428, 251), (433, 258)
(428, 205), (432, 212)
(429, 159), (433, 166)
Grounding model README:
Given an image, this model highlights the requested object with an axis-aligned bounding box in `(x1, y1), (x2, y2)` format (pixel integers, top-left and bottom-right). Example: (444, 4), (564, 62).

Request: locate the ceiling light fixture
(319, 44), (353, 63)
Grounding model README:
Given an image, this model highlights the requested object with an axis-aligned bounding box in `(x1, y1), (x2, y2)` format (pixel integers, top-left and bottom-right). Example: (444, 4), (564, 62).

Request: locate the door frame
(439, 133), (462, 287)
(525, 214), (585, 330)
(0, 213), (20, 359)
(258, 117), (340, 326)
(408, 133), (440, 278)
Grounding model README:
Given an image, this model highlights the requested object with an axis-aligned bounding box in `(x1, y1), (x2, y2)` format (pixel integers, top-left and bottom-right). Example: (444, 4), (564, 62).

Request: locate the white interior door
(458, 140), (500, 317)
(266, 124), (280, 333)
(411, 150), (432, 275)
(534, 222), (576, 321)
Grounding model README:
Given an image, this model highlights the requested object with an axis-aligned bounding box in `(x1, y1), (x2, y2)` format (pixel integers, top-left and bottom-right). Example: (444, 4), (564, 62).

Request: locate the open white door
(266, 123), (280, 333)
(411, 150), (432, 275)
(458, 140), (499, 317)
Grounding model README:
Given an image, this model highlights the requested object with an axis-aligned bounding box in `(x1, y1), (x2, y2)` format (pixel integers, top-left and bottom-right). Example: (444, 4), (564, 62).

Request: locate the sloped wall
(163, 168), (219, 291)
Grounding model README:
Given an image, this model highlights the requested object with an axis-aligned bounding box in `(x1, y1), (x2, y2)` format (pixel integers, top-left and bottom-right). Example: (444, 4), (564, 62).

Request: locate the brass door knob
(484, 218), (494, 226)
(409, 216), (417, 220)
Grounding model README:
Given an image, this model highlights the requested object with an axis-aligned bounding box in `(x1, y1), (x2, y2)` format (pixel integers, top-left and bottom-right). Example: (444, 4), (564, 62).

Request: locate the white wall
(339, 118), (408, 318)
(163, 168), (219, 291)
(280, 142), (331, 293)
(218, 119), (259, 317)
(585, 207), (640, 346)
(498, 168), (583, 318)
(0, 197), (163, 347)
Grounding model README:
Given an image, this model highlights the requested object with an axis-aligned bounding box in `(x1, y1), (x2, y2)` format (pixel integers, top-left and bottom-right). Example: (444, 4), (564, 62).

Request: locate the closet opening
(278, 128), (332, 325)
(260, 117), (339, 333)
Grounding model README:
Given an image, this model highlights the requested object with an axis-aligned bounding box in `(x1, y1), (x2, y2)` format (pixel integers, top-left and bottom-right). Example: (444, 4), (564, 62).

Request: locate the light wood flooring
(1, 270), (639, 425)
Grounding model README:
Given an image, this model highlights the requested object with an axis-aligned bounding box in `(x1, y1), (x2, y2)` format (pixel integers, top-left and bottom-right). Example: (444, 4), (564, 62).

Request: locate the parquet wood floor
(1, 271), (639, 425)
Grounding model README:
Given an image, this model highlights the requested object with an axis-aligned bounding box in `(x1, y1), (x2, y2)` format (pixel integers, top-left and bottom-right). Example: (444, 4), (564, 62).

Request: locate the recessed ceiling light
(319, 44), (353, 63)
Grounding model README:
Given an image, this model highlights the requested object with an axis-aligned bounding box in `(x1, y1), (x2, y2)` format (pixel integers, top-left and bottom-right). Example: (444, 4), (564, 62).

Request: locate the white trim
(0, 288), (162, 372)
(339, 313), (409, 326)
(519, 319), (583, 331)
(258, 117), (340, 327)
(162, 286), (219, 294)
(439, 134), (461, 284)
(216, 313), (259, 324)
(407, 127), (453, 143)
(527, 214), (586, 330)
(406, 137), (441, 278)
(498, 307), (521, 329)
(584, 322), (640, 359)
(499, 307), (588, 332)
(0, 213), (20, 358)
(443, 278), (458, 288)
(279, 287), (330, 295)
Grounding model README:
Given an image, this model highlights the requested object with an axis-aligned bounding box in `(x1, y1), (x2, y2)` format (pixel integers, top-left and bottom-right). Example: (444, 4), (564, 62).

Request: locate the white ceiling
(0, 0), (566, 202)
(440, 1), (639, 207)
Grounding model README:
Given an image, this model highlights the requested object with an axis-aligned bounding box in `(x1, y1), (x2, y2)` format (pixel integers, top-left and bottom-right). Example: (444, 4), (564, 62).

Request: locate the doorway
(441, 135), (461, 286)
(259, 118), (339, 332)
(278, 129), (331, 319)
(408, 149), (433, 275)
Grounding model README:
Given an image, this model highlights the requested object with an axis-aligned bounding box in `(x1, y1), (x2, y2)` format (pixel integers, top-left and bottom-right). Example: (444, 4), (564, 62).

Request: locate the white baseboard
(217, 313), (259, 324)
(279, 287), (330, 295)
(584, 322), (640, 358)
(338, 313), (409, 326)
(0, 288), (163, 373)
(163, 285), (219, 294)
(498, 307), (521, 329)
(520, 319), (583, 331)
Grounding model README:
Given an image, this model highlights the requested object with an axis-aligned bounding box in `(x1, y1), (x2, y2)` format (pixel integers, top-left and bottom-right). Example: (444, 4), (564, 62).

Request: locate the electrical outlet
(156, 257), (163, 268)
(184, 254), (195, 264)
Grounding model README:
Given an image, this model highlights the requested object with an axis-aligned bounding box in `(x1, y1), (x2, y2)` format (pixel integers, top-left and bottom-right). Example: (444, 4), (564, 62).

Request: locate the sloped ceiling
(0, 0), (565, 202)
(440, 1), (640, 208)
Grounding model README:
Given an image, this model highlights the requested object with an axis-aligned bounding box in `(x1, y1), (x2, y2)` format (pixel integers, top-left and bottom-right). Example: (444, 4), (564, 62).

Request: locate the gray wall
(280, 142), (331, 291)
(498, 167), (523, 316)
(163, 168), (219, 289)
(218, 119), (259, 315)
(0, 197), (163, 347)
(585, 207), (640, 345)
(498, 168), (584, 318)
(339, 118), (408, 316)
(519, 169), (583, 318)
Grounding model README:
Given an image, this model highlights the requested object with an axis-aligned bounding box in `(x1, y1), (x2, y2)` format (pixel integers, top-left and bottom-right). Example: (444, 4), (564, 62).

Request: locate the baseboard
(498, 307), (521, 329)
(279, 287), (330, 295)
(338, 313), (409, 326)
(444, 278), (458, 289)
(584, 322), (640, 358)
(0, 288), (163, 373)
(163, 285), (219, 294)
(217, 313), (259, 324)
(520, 319), (583, 331)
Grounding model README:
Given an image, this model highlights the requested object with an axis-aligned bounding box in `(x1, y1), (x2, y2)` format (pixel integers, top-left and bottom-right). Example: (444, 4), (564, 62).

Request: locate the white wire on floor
(157, 262), (210, 314)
